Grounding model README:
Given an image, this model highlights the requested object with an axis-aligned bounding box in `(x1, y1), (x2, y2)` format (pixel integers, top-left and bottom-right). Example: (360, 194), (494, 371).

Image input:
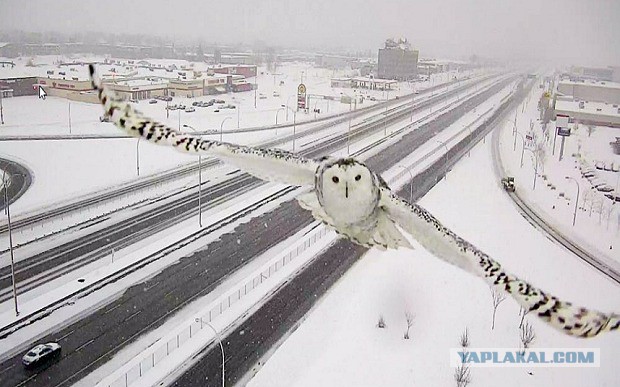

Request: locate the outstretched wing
(89, 65), (318, 187)
(381, 190), (620, 338)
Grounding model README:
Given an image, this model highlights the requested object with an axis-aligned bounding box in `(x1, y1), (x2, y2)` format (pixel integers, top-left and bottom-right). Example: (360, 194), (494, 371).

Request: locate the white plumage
(90, 65), (619, 338)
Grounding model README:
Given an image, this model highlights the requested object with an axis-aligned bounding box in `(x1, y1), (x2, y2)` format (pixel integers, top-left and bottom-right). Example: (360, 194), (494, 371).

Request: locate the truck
(501, 177), (515, 192)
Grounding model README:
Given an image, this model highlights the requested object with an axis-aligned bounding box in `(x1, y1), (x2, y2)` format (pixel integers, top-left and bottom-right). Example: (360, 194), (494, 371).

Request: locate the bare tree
(459, 327), (470, 349)
(403, 311), (414, 339)
(518, 306), (530, 329)
(377, 314), (387, 329)
(519, 320), (536, 355)
(454, 364), (472, 387)
(490, 288), (506, 330)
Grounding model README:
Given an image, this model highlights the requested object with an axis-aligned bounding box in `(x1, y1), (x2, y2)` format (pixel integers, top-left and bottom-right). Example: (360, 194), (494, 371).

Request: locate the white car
(22, 342), (61, 367)
(185, 107), (195, 113)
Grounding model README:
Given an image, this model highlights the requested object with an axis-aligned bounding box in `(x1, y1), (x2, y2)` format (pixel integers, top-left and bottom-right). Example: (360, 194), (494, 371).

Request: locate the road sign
(297, 83), (306, 110)
(557, 127), (571, 137)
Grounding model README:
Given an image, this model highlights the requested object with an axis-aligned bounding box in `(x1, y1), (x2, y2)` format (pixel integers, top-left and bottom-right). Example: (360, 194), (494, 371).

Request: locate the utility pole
(0, 90), (4, 124)
(2, 172), (19, 316)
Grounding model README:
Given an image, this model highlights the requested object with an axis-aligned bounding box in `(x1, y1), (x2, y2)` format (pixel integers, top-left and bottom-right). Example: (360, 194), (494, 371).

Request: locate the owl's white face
(318, 160), (379, 224)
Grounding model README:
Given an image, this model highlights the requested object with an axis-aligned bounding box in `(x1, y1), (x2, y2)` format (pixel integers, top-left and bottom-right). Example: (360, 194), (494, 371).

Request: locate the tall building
(377, 38), (419, 81)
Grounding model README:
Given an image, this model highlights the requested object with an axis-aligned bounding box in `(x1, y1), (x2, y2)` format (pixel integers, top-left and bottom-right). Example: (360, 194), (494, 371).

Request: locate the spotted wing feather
(89, 65), (318, 187)
(382, 190), (620, 338)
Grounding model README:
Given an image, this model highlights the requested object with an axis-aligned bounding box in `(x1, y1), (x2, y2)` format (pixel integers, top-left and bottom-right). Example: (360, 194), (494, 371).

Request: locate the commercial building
(377, 38), (419, 81)
(0, 77), (38, 97)
(554, 98), (620, 128)
(210, 65), (257, 79)
(557, 80), (620, 105)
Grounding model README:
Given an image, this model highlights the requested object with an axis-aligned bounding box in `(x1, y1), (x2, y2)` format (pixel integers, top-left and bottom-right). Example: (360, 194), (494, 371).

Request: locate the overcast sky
(1, 0), (619, 66)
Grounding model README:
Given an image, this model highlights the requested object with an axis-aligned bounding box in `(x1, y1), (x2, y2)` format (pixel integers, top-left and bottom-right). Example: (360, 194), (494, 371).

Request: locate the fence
(104, 224), (329, 387)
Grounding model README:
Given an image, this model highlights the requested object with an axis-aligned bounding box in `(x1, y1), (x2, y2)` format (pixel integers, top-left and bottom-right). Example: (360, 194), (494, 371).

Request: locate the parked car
(603, 163), (613, 171)
(149, 99), (158, 104)
(224, 104), (236, 109)
(22, 343), (61, 368)
(178, 104), (186, 110)
(582, 171), (596, 178)
(163, 96), (173, 102)
(597, 185), (614, 192)
(214, 99), (225, 104)
(166, 104), (178, 110)
(259, 93), (267, 99)
(213, 109), (220, 112)
(99, 115), (110, 122)
(595, 161), (605, 170)
(612, 163), (620, 172)
(273, 91), (280, 97)
(192, 101), (200, 106)
(185, 107), (195, 113)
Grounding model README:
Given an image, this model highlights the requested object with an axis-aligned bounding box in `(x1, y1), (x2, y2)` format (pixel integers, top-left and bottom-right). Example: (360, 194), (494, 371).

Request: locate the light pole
(436, 140), (449, 180)
(196, 318), (225, 387)
(384, 89), (389, 136)
(275, 107), (284, 126)
(1, 171), (19, 316)
(515, 131), (526, 167)
(136, 138), (140, 176)
(0, 89), (4, 124)
(286, 106), (297, 151)
(183, 124), (203, 227)
(285, 95), (295, 121)
(524, 148), (539, 190)
(398, 165), (414, 202)
(220, 116), (231, 142)
(347, 101), (352, 155)
(68, 102), (72, 134)
(565, 176), (580, 227)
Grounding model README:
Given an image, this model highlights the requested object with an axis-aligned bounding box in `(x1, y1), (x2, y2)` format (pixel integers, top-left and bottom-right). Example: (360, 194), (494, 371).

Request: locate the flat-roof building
(378, 38), (419, 81)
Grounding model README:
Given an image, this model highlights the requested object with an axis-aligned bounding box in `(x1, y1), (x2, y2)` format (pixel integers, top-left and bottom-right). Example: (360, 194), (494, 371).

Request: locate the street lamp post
(285, 95), (295, 121)
(183, 125), (203, 227)
(136, 138), (140, 176)
(220, 117), (232, 142)
(515, 131), (526, 167)
(436, 140), (449, 180)
(0, 89), (4, 124)
(196, 318), (225, 387)
(565, 176), (580, 227)
(398, 165), (414, 202)
(347, 102), (352, 155)
(524, 148), (539, 190)
(2, 171), (19, 316)
(275, 107), (285, 126)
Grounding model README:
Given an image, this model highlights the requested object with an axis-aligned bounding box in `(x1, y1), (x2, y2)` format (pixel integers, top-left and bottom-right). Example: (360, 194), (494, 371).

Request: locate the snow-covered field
(247, 96), (620, 386)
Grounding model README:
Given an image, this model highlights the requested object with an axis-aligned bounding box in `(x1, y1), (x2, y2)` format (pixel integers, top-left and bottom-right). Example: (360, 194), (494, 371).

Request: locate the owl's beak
(345, 182), (349, 198)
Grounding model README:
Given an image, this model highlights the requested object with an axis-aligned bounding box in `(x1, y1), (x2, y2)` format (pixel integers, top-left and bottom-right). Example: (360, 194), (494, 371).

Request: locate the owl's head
(317, 158), (380, 220)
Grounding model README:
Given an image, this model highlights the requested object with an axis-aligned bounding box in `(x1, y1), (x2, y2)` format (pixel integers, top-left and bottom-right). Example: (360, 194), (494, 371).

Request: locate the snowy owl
(89, 65), (619, 338)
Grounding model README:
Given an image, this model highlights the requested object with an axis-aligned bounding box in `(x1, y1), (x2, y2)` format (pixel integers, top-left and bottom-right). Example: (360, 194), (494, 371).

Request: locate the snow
(247, 83), (620, 387)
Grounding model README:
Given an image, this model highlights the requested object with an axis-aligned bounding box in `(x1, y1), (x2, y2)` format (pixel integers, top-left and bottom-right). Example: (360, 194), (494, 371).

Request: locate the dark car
(149, 99), (158, 104)
(22, 343), (61, 368)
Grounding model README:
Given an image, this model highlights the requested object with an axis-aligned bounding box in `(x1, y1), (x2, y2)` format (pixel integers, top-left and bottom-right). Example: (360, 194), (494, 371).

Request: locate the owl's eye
(332, 176), (339, 184)
(355, 174), (361, 181)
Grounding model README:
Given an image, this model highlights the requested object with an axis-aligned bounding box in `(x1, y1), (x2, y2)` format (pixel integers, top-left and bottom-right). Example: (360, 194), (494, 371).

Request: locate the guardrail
(101, 224), (329, 387)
